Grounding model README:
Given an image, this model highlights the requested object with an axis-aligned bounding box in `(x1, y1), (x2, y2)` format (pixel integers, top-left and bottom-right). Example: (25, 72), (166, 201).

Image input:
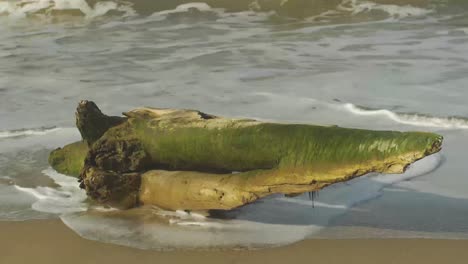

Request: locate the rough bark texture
(49, 101), (444, 211)
(75, 100), (126, 145)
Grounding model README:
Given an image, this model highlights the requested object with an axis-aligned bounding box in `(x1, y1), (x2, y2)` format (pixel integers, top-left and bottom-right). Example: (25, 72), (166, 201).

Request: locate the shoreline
(1, 219), (468, 264)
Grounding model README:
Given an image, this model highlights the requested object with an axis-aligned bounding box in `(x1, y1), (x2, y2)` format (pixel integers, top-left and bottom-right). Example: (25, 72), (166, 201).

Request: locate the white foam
(0, 127), (62, 139)
(98, 2), (227, 29)
(173, 3), (212, 12)
(92, 206), (120, 212)
(157, 2), (214, 16)
(14, 168), (87, 214)
(155, 209), (207, 222)
(0, 127), (81, 155)
(0, 0), (435, 24)
(343, 103), (468, 129)
(98, 2), (222, 29)
(338, 0), (432, 18)
(0, 0), (134, 19)
(0, 184), (52, 221)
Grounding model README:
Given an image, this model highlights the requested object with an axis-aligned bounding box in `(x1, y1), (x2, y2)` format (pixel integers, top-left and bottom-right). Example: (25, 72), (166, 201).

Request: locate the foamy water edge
(342, 103), (468, 129)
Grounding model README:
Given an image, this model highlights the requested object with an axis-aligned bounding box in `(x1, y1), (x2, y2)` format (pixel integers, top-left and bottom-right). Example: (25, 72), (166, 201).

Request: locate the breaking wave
(14, 168), (87, 214)
(0, 0), (135, 19)
(0, 0), (439, 21)
(338, 0), (433, 18)
(343, 103), (468, 129)
(0, 127), (63, 139)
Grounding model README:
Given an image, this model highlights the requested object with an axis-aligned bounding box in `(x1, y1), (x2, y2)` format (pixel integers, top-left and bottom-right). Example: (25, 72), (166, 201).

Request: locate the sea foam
(342, 103), (468, 129)
(0, 127), (62, 139)
(0, 0), (434, 22)
(338, 0), (432, 18)
(0, 0), (134, 19)
(14, 168), (87, 214)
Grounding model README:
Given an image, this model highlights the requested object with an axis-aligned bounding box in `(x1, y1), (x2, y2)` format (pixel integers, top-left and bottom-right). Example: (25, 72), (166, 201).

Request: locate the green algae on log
(49, 101), (443, 210)
(49, 141), (88, 177)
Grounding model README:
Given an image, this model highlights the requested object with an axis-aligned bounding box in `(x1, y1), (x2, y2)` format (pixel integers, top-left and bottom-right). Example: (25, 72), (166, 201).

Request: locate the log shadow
(215, 180), (468, 235)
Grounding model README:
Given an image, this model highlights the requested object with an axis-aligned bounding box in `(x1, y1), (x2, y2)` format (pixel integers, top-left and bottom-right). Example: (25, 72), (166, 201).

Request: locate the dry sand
(1, 219), (468, 264)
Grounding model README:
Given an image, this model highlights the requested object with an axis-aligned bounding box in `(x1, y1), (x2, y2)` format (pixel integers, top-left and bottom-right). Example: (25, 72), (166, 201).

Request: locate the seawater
(1, 0), (468, 249)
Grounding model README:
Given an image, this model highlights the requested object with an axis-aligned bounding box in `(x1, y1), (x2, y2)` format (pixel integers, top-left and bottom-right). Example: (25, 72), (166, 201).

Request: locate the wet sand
(1, 220), (468, 264)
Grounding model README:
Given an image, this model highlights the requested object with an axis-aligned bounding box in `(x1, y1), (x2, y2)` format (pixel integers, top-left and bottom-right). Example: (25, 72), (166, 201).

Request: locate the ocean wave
(0, 0), (436, 20)
(338, 0), (433, 18)
(0, 0), (135, 19)
(343, 103), (468, 129)
(0, 127), (63, 139)
(14, 168), (87, 214)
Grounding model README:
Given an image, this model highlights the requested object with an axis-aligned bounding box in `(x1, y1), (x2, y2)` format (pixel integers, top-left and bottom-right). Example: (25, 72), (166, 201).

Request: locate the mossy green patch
(48, 141), (88, 177)
(132, 118), (442, 179)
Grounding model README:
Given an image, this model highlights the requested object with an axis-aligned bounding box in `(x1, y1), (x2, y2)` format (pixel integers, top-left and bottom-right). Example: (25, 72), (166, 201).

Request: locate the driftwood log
(49, 101), (443, 211)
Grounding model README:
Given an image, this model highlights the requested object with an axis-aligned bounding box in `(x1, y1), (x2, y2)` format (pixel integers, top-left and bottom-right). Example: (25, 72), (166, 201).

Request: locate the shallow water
(1, 0), (468, 249)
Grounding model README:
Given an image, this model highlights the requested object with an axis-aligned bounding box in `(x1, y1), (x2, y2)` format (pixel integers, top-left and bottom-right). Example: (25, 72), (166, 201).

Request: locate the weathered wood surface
(49, 101), (443, 210)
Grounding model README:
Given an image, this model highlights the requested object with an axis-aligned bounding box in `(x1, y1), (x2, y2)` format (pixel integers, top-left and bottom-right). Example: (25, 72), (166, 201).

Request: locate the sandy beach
(1, 220), (468, 264)
(2, 1), (468, 263)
